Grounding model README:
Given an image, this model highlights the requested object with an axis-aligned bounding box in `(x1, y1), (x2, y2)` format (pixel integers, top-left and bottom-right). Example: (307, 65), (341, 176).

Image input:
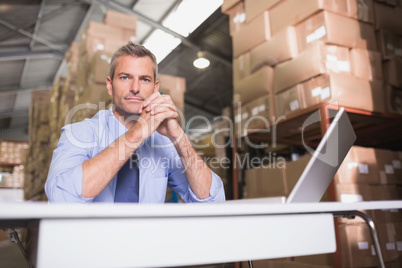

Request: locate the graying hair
(109, 41), (158, 81)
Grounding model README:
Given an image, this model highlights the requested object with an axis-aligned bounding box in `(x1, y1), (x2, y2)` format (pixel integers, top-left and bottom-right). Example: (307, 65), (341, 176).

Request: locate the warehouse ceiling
(0, 0), (232, 140)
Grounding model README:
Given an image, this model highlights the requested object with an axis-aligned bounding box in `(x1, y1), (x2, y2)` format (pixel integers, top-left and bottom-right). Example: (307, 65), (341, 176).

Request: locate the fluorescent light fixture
(193, 51), (210, 69)
(141, 0), (223, 63)
(142, 29), (181, 63)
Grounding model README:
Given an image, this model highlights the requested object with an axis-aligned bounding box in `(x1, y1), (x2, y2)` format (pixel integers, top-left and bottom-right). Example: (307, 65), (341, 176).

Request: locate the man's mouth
(125, 96), (143, 101)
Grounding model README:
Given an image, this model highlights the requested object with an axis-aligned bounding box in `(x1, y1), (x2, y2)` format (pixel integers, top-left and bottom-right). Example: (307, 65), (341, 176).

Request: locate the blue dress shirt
(45, 108), (225, 203)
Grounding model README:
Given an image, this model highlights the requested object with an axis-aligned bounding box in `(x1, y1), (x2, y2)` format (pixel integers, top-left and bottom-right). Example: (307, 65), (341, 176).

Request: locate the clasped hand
(136, 92), (182, 142)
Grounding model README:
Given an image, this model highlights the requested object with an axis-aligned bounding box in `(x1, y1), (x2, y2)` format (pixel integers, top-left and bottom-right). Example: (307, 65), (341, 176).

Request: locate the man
(45, 42), (225, 203)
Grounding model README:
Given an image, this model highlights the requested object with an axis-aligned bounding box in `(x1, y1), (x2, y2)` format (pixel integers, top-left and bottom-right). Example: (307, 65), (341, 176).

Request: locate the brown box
(339, 223), (379, 268)
(158, 74), (186, 114)
(245, 0), (281, 23)
(234, 104), (250, 136)
(274, 42), (351, 94)
(374, 148), (402, 185)
(232, 11), (271, 57)
(104, 10), (137, 32)
(221, 0), (242, 14)
(373, 2), (402, 35)
(369, 185), (402, 223)
(269, 0), (349, 35)
(293, 253), (333, 266)
(284, 154), (312, 194)
(88, 51), (112, 84)
(301, 73), (385, 113)
(295, 11), (377, 53)
(384, 84), (402, 115)
(347, 0), (374, 23)
(377, 223), (400, 262)
(349, 48), (382, 80)
(234, 65), (274, 105)
(245, 165), (287, 198)
(250, 26), (298, 72)
(383, 56), (402, 88)
(334, 146), (378, 184)
(275, 84), (304, 117)
(376, 29), (399, 60)
(243, 94), (272, 132)
(233, 52), (251, 84)
(225, 1), (246, 35)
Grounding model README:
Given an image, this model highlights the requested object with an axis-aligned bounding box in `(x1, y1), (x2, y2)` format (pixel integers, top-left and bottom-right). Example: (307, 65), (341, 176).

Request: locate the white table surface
(1, 200), (401, 268)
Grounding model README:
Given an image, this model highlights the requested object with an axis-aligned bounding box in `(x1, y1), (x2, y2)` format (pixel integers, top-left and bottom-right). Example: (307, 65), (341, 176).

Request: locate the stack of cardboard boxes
(0, 140), (28, 188)
(335, 145), (402, 267)
(23, 90), (53, 201)
(225, 0), (402, 138)
(223, 0), (402, 267)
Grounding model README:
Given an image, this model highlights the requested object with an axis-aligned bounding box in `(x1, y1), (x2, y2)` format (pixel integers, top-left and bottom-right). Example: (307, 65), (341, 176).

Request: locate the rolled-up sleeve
(45, 123), (96, 203)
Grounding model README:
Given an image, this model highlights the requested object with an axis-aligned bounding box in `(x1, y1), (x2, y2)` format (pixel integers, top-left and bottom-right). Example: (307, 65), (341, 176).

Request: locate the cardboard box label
(385, 164), (394, 174)
(392, 160), (401, 169)
(359, 163), (369, 174)
(306, 25), (327, 44)
(358, 241), (369, 250)
(341, 193), (363, 203)
(386, 243), (396, 250)
(397, 241), (402, 251)
(289, 99), (300, 111)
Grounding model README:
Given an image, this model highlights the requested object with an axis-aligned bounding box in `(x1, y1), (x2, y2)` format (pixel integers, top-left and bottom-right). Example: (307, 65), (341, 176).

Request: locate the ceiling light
(193, 51), (210, 69)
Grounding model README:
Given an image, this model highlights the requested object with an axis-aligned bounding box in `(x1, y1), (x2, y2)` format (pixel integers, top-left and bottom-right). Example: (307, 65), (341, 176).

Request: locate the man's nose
(130, 78), (140, 93)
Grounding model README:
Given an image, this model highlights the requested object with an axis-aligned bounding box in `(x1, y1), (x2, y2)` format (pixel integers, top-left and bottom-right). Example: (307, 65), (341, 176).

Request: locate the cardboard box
(284, 154), (311, 194)
(233, 52), (251, 84)
(374, 148), (402, 185)
(245, 0), (282, 23)
(158, 74), (186, 114)
(301, 73), (385, 113)
(250, 26), (298, 72)
(104, 10), (137, 32)
(347, 0), (374, 23)
(349, 48), (382, 80)
(234, 104), (250, 136)
(376, 29), (399, 60)
(376, 223), (400, 262)
(295, 11), (377, 53)
(243, 94), (272, 131)
(225, 1), (246, 35)
(339, 223), (378, 268)
(334, 146), (377, 184)
(275, 84), (304, 117)
(383, 56), (402, 88)
(88, 51), (112, 84)
(269, 0), (349, 35)
(335, 183), (372, 223)
(384, 84), (402, 115)
(234, 65), (274, 105)
(232, 11), (271, 57)
(369, 185), (402, 223)
(373, 2), (402, 35)
(245, 165), (287, 198)
(293, 253), (333, 266)
(274, 42), (351, 94)
(221, 0), (242, 14)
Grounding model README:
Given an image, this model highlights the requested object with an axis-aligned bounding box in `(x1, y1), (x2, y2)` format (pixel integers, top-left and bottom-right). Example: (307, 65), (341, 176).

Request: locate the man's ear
(154, 80), (160, 93)
(106, 77), (113, 96)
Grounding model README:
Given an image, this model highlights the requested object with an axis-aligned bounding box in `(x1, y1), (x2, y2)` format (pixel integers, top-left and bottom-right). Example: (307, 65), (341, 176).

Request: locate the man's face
(106, 55), (159, 117)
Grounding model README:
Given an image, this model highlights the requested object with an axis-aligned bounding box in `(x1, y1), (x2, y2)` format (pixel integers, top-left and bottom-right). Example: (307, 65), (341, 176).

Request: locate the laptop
(228, 107), (356, 204)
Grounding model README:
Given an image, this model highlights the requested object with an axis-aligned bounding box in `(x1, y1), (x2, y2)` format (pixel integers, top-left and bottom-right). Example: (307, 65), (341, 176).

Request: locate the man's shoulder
(62, 109), (111, 134)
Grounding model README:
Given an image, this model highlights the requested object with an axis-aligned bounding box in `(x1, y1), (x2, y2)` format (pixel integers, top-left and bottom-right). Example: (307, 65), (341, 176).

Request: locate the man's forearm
(172, 129), (212, 199)
(81, 130), (142, 198)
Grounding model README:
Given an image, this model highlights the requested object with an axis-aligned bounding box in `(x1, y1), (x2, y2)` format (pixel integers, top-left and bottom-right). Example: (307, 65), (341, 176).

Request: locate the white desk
(1, 200), (401, 268)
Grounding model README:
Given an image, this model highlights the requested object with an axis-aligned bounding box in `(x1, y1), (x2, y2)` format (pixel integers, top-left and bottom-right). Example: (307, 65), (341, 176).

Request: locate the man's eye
(120, 76), (128, 80)
(142, 78), (151, 82)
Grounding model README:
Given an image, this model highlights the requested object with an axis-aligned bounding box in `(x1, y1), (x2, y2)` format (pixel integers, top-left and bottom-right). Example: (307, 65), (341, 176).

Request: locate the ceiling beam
(0, 51), (64, 61)
(82, 0), (232, 68)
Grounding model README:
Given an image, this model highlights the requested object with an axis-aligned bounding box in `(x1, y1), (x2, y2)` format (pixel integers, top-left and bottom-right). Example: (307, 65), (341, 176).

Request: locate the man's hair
(109, 41), (158, 81)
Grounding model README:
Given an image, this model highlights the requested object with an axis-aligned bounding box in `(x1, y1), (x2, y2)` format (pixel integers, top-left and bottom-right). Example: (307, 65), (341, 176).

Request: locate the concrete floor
(0, 241), (29, 268)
